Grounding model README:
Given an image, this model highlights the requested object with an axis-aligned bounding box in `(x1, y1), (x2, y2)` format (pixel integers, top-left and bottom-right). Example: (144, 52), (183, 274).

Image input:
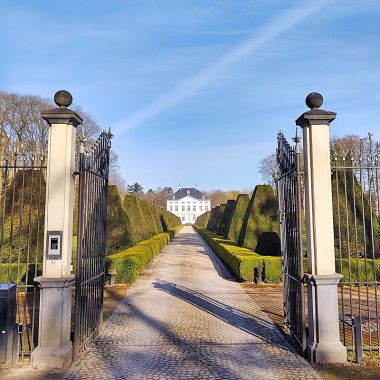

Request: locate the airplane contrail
(112, 1), (328, 133)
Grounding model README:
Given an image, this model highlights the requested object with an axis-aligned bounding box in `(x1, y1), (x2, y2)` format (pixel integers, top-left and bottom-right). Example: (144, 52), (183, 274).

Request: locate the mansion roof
(172, 187), (207, 200)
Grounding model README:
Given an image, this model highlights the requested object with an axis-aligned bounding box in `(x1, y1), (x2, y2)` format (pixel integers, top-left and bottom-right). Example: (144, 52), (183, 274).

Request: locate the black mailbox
(0, 283), (17, 366)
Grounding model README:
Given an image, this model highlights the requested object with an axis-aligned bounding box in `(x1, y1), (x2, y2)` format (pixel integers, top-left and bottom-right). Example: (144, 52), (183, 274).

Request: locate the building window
(200, 206), (202, 212)
(205, 205), (208, 211)
(182, 205), (185, 211)
(193, 205), (196, 211)
(175, 206), (178, 212)
(193, 215), (196, 221)
(182, 216), (185, 221)
(169, 206), (173, 211)
(187, 205), (190, 211)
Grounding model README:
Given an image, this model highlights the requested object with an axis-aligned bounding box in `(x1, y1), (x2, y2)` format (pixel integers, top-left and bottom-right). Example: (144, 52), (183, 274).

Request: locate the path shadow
(153, 279), (288, 348)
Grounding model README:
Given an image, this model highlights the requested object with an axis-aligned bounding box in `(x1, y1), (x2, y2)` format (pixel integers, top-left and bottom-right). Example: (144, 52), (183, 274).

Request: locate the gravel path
(60, 226), (321, 380)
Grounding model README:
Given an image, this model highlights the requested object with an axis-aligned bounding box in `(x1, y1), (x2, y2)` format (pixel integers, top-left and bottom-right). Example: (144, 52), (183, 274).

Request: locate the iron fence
(0, 143), (46, 362)
(332, 133), (380, 359)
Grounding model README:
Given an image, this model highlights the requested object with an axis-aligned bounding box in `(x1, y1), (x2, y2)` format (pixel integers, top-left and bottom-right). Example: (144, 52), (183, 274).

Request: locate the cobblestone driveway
(62, 226), (321, 380)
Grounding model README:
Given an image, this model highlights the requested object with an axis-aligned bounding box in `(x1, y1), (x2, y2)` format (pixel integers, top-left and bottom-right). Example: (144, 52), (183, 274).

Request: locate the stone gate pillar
(296, 92), (347, 363)
(31, 90), (82, 369)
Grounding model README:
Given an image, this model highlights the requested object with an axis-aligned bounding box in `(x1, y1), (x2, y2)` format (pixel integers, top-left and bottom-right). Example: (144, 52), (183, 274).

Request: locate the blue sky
(1, 0), (380, 191)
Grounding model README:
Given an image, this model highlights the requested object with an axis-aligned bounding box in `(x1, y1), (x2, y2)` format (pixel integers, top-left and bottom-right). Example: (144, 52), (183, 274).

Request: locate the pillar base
(305, 273), (347, 364)
(309, 342), (348, 364)
(31, 341), (72, 370)
(32, 275), (75, 369)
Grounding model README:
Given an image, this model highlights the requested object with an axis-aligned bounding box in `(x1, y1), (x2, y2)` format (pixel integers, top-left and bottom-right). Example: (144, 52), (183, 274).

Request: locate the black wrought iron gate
(73, 130), (112, 359)
(277, 132), (306, 353)
(0, 143), (46, 363)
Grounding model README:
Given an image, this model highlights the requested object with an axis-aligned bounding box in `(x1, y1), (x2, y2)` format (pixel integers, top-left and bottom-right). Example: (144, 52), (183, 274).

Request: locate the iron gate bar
(332, 133), (380, 356)
(73, 130), (111, 360)
(277, 131), (306, 353)
(0, 148), (46, 362)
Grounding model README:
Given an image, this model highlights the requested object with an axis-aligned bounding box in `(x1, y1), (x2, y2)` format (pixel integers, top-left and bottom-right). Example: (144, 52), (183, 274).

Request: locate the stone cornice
(41, 107), (83, 128)
(296, 109), (336, 128)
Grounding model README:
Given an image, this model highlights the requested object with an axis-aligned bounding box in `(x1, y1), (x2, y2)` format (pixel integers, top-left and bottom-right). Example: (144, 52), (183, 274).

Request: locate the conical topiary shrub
(106, 185), (135, 254)
(239, 185), (280, 256)
(227, 194), (250, 243)
(218, 200), (236, 237)
(123, 194), (149, 243)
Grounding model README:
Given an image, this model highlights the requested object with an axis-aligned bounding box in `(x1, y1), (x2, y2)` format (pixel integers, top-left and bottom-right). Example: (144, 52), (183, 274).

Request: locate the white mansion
(167, 187), (211, 224)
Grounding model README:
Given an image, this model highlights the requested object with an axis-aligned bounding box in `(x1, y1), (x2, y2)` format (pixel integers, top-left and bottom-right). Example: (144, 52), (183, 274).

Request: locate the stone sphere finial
(54, 90), (73, 108)
(305, 92), (323, 109)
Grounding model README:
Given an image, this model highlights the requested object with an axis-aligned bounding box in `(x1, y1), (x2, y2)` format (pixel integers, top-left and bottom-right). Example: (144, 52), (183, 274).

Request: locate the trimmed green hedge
(123, 194), (149, 242)
(138, 199), (158, 238)
(227, 194), (250, 243)
(105, 225), (183, 284)
(196, 226), (380, 284)
(195, 211), (211, 228)
(206, 207), (219, 231)
(218, 200), (236, 237)
(195, 226), (282, 283)
(1, 170), (46, 263)
(150, 204), (164, 233)
(0, 263), (42, 285)
(157, 207), (181, 231)
(239, 185), (281, 256)
(337, 258), (380, 283)
(106, 185), (135, 254)
(214, 204), (226, 233)
(332, 171), (380, 258)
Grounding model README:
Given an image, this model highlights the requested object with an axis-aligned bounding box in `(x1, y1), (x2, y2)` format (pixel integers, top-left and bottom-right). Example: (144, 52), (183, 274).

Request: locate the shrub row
(196, 226), (380, 283)
(0, 170), (46, 263)
(239, 185), (280, 256)
(197, 185), (280, 257)
(0, 263), (42, 285)
(0, 175), (181, 262)
(195, 226), (282, 283)
(227, 194), (250, 243)
(332, 171), (380, 257)
(101, 186), (182, 255)
(196, 211), (211, 228)
(105, 225), (183, 284)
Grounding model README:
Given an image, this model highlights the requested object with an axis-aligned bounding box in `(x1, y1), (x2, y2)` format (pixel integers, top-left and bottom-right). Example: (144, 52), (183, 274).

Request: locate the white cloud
(112, 0), (329, 134)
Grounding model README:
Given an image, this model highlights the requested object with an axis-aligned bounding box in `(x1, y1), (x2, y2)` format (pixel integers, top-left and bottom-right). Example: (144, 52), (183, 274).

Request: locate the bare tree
(0, 91), (125, 193)
(109, 150), (126, 194)
(202, 189), (240, 207)
(258, 153), (277, 187)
